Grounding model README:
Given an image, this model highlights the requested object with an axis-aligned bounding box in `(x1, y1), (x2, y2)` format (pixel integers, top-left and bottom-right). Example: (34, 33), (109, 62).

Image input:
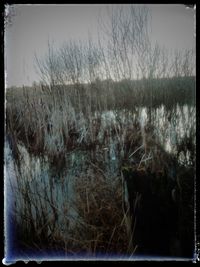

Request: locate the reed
(5, 76), (195, 258)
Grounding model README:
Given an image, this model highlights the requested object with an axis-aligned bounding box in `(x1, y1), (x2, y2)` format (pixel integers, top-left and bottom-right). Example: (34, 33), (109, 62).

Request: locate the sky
(5, 4), (196, 87)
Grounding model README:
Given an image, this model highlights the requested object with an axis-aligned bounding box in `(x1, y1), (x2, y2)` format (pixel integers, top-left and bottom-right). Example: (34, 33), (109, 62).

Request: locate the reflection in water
(101, 104), (195, 161)
(5, 143), (86, 242)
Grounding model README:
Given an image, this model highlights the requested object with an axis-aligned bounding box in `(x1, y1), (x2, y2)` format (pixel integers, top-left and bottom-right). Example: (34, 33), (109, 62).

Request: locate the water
(4, 104), (196, 256)
(101, 104), (195, 159)
(5, 143), (87, 241)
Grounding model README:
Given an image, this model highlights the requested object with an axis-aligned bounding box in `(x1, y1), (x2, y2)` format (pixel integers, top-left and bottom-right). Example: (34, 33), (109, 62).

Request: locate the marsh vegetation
(5, 5), (196, 260)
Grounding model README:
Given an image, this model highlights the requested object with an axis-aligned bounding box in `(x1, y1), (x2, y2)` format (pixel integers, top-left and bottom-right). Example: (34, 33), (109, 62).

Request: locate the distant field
(6, 76), (195, 110)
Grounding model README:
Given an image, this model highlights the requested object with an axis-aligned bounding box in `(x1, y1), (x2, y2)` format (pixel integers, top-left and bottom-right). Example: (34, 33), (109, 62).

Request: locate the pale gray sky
(5, 4), (196, 87)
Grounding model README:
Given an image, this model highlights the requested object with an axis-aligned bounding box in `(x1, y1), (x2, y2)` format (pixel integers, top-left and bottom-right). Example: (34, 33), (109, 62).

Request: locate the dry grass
(74, 168), (136, 256)
(5, 80), (195, 258)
